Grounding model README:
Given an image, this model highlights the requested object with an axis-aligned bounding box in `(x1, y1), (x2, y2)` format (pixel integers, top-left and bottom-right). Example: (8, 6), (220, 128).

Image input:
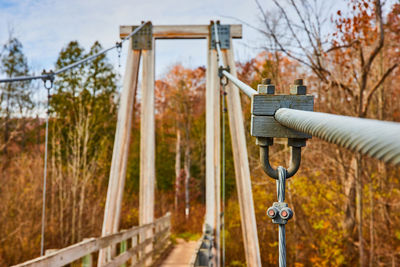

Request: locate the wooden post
(82, 254), (92, 267)
(98, 41), (141, 266)
(139, 37), (155, 266)
(222, 44), (261, 266)
(205, 36), (221, 266)
(120, 240), (127, 267)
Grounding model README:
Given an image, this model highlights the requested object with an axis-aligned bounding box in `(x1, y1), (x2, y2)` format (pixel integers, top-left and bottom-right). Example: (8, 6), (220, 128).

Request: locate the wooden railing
(13, 213), (171, 267)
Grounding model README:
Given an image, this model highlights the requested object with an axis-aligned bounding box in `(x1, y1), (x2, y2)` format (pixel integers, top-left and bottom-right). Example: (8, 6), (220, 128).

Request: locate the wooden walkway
(159, 239), (198, 267)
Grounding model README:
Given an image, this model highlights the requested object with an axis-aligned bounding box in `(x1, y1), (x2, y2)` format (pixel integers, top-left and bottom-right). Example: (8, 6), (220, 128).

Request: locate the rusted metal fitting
(257, 78), (275, 94)
(290, 78), (307, 95)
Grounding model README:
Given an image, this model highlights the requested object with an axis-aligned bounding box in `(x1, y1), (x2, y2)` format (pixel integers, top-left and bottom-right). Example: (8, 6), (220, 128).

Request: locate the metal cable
(277, 166), (286, 267)
(0, 22), (150, 83)
(212, 23), (257, 98)
(275, 108), (400, 165)
(221, 82), (227, 267)
(40, 87), (50, 256)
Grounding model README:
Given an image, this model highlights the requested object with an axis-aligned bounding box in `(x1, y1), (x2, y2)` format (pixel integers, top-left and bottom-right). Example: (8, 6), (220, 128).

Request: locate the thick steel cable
(275, 108), (400, 165)
(277, 167), (287, 267)
(0, 22), (150, 83)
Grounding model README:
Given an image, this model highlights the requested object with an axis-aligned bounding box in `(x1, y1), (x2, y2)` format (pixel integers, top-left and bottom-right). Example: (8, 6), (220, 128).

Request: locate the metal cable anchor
(258, 137), (305, 179)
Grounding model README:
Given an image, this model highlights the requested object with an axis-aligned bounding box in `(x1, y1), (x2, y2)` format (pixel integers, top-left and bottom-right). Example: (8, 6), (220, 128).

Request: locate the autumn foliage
(1, 0), (400, 266)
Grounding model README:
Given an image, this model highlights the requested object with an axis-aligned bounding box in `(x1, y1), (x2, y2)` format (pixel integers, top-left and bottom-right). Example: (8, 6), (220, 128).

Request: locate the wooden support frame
(98, 41), (141, 266)
(99, 23), (249, 267)
(120, 24), (242, 39)
(205, 38), (221, 266)
(222, 43), (262, 266)
(139, 37), (156, 266)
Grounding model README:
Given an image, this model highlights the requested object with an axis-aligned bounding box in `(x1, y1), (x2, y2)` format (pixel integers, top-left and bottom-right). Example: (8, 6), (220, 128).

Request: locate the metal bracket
(210, 22), (230, 49)
(131, 23), (153, 50)
(267, 202), (293, 225)
(251, 94), (314, 138)
(253, 79), (314, 179)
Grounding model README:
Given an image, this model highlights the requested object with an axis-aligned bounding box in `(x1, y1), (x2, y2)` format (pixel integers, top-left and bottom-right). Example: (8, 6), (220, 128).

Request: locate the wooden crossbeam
(119, 24), (242, 39)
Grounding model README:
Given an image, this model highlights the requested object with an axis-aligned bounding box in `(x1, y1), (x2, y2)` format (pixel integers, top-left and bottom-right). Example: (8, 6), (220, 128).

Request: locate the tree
(251, 0), (399, 265)
(0, 35), (32, 155)
(49, 40), (117, 245)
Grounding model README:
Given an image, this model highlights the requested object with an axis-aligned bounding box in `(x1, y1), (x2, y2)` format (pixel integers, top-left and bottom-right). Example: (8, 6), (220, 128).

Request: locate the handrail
(13, 212), (171, 267)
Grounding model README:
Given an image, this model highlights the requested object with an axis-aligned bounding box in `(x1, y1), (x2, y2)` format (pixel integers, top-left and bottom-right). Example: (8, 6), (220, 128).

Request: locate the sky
(0, 0), (272, 79)
(0, 0), (355, 113)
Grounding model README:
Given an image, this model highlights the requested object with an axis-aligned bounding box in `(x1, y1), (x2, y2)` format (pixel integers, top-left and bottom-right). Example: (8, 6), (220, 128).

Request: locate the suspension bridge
(2, 21), (400, 267)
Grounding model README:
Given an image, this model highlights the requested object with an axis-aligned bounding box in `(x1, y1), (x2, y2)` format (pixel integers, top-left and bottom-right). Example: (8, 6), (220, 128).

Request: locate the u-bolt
(259, 141), (303, 179)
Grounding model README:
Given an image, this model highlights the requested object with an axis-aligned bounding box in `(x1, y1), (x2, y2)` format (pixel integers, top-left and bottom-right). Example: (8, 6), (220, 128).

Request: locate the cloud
(0, 0), (267, 78)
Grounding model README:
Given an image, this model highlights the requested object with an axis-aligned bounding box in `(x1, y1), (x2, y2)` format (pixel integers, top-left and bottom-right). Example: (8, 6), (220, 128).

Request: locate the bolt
(290, 78), (306, 95)
(267, 207), (278, 219)
(294, 79), (303, 85)
(262, 78), (271, 85)
(258, 77), (275, 94)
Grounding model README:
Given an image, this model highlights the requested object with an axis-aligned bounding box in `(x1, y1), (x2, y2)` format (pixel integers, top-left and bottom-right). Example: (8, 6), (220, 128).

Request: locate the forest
(0, 0), (399, 266)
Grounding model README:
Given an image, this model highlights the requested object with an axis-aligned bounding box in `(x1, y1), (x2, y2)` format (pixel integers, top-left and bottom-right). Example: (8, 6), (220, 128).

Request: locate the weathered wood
(251, 115), (312, 138)
(222, 46), (262, 267)
(251, 95), (314, 115)
(120, 25), (242, 39)
(139, 39), (155, 226)
(99, 42), (141, 266)
(13, 214), (170, 267)
(205, 37), (221, 266)
(139, 38), (156, 266)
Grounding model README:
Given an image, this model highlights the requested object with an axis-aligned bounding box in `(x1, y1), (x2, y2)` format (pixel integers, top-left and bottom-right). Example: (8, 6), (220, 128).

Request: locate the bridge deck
(159, 239), (198, 267)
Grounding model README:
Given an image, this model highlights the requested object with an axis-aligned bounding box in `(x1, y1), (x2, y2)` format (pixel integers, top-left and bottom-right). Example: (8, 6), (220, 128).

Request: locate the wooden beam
(205, 37), (221, 266)
(139, 38), (156, 266)
(13, 214), (171, 267)
(222, 45), (262, 267)
(98, 41), (141, 266)
(120, 24), (242, 39)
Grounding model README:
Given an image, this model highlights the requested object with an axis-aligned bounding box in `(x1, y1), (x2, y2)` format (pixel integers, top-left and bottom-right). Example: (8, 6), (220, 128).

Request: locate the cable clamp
(218, 66), (230, 86)
(41, 70), (54, 90)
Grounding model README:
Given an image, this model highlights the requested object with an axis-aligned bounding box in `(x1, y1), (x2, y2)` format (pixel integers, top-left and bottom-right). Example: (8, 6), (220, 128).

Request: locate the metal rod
(275, 108), (400, 165)
(213, 22), (225, 69)
(0, 74), (49, 83)
(221, 70), (257, 98)
(221, 84), (226, 267)
(40, 89), (50, 256)
(0, 22), (150, 83)
(259, 145), (301, 179)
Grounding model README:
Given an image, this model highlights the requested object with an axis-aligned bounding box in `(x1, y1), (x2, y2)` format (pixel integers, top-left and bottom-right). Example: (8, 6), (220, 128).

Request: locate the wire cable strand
(40, 87), (51, 256)
(0, 22), (150, 83)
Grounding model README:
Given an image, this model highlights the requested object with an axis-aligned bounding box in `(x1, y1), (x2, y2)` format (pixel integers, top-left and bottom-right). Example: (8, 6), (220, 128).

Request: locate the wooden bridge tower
(99, 22), (261, 267)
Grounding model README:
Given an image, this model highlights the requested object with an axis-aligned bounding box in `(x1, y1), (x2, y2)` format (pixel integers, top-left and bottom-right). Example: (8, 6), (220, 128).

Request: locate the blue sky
(0, 0), (271, 78)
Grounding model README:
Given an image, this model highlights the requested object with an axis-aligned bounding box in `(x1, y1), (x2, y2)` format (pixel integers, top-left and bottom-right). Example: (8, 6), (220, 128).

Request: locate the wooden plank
(13, 214), (170, 267)
(139, 38), (156, 267)
(98, 41), (141, 266)
(120, 25), (242, 39)
(139, 39), (155, 226)
(222, 45), (262, 267)
(251, 95), (314, 116)
(205, 37), (221, 266)
(251, 115), (311, 138)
